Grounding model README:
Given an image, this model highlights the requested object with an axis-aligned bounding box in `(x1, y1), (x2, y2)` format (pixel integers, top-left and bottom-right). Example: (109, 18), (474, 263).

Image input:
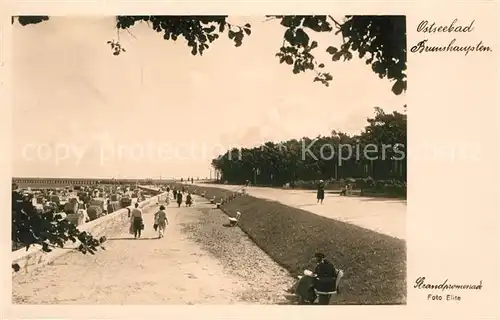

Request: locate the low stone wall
(12, 192), (166, 277)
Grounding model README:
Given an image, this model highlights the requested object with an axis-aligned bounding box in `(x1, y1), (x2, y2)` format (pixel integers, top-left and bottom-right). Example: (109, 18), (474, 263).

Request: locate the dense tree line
(211, 107), (407, 194)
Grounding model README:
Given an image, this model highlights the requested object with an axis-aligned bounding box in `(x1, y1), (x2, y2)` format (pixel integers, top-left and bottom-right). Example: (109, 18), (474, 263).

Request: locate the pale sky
(12, 16), (406, 179)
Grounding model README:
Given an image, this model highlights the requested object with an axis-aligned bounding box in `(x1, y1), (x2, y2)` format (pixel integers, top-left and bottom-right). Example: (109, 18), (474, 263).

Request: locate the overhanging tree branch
(13, 15), (407, 95)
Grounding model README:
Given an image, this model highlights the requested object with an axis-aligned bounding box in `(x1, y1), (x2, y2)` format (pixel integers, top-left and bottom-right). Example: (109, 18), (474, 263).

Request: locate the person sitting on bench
(287, 252), (338, 305)
(340, 185), (347, 196)
(313, 252), (337, 305)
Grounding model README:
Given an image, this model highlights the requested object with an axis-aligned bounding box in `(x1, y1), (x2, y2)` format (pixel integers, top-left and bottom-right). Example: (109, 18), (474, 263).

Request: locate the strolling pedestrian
(176, 191), (183, 207)
(130, 202), (144, 239)
(153, 205), (169, 238)
(186, 192), (192, 207)
(317, 180), (325, 204)
(165, 192), (171, 206)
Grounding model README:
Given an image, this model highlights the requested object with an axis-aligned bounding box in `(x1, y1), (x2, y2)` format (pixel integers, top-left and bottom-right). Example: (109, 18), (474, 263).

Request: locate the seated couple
(340, 184), (352, 196)
(287, 252), (344, 305)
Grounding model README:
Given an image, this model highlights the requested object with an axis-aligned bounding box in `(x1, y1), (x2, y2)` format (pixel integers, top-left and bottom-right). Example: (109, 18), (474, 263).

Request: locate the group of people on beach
(128, 186), (193, 239)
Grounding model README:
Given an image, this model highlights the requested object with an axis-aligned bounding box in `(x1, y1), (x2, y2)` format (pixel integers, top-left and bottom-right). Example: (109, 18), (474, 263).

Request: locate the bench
(228, 211), (241, 226)
(297, 268), (344, 296)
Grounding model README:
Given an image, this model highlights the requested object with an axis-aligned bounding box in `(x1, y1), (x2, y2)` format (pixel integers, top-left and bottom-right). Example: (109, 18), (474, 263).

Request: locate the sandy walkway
(12, 197), (295, 304)
(187, 183), (406, 240)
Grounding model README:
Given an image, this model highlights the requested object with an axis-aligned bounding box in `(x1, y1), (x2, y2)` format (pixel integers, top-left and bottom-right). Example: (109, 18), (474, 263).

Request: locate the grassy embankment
(174, 183), (407, 305)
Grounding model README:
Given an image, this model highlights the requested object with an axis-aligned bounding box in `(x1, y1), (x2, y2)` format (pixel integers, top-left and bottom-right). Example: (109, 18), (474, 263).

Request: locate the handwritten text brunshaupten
(411, 19), (492, 55)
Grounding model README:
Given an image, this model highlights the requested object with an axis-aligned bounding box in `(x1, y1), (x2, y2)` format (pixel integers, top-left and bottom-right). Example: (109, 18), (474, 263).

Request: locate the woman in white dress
(154, 205), (169, 238)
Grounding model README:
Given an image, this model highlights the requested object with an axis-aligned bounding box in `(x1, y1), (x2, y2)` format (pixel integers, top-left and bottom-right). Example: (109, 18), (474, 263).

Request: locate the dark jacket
(314, 259), (337, 292)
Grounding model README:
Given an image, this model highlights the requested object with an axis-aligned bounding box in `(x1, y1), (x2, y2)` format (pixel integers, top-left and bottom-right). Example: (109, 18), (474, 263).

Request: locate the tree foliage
(12, 15), (406, 95)
(11, 186), (105, 272)
(211, 106), (407, 192)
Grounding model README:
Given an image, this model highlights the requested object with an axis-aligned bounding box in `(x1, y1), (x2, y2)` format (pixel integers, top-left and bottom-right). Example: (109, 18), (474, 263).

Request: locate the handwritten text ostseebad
(411, 19), (492, 56)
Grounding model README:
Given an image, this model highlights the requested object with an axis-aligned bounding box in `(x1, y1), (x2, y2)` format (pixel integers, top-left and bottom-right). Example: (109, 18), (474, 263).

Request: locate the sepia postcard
(2, 2), (499, 320)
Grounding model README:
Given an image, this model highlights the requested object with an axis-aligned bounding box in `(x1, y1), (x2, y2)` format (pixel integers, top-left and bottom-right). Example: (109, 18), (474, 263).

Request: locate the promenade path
(186, 183), (406, 240)
(12, 197), (295, 304)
